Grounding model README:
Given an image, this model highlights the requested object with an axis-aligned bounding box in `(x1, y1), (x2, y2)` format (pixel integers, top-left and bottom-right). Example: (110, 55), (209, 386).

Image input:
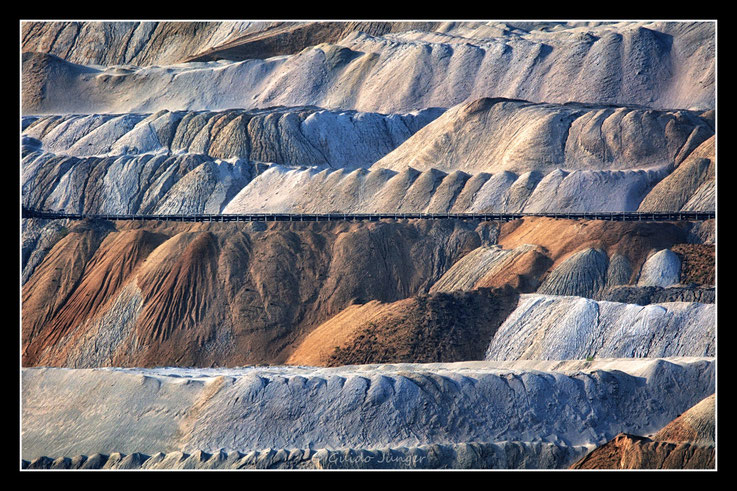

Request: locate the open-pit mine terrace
(21, 20), (717, 471)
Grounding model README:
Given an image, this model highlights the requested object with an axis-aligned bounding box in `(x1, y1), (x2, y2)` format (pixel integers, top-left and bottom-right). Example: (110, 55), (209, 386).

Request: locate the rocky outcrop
(21, 358), (715, 462)
(485, 294), (714, 360)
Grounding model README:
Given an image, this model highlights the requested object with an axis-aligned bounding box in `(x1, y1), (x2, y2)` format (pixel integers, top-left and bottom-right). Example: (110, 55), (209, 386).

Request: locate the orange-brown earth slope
(22, 217), (712, 368)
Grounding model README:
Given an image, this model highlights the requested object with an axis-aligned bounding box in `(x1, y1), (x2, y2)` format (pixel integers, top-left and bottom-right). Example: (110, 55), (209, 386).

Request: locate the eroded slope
(22, 358), (715, 463)
(22, 218), (492, 367)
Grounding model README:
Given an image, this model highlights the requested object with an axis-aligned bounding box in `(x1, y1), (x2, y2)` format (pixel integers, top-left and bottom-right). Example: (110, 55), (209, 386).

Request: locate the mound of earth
(21, 358), (714, 462)
(22, 22), (714, 114)
(638, 136), (715, 212)
(570, 394), (715, 469)
(671, 243), (715, 286)
(182, 21), (444, 63)
(22, 218), (493, 367)
(22, 107), (441, 165)
(221, 162), (672, 214)
(22, 22), (283, 66)
(21, 52), (98, 114)
(428, 244), (552, 293)
(536, 248), (609, 298)
(485, 294), (714, 360)
(22, 152), (263, 215)
(23, 215), (715, 368)
(23, 99), (715, 215)
(497, 217), (694, 278)
(287, 286), (519, 366)
(371, 98), (712, 175)
(20, 19), (718, 471)
(21, 21), (447, 67)
(637, 249), (682, 287)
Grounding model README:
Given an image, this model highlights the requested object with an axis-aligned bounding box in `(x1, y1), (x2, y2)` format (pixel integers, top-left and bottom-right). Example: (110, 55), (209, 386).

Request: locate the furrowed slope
(22, 107), (441, 165)
(21, 21), (284, 67)
(428, 221), (713, 302)
(22, 219), (492, 367)
(182, 21), (444, 63)
(638, 136), (715, 212)
(21, 107), (441, 214)
(219, 98), (712, 214)
(21, 358), (715, 461)
(22, 216), (714, 368)
(497, 217), (692, 275)
(485, 294), (714, 361)
(372, 98), (712, 175)
(21, 21), (453, 68)
(428, 244), (552, 294)
(456, 217), (712, 299)
(22, 99), (714, 215)
(220, 156), (673, 214)
(22, 228), (167, 366)
(22, 22), (715, 114)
